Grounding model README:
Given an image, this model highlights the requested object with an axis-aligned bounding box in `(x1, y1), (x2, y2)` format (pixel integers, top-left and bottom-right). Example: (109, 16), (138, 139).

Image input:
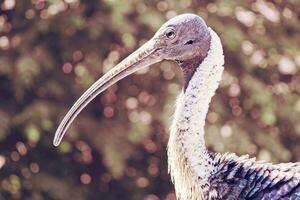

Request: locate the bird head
(153, 13), (210, 61)
(53, 13), (212, 146)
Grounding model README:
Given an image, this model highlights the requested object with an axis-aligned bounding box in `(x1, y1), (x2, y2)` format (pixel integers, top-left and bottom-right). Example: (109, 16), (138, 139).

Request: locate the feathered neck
(167, 28), (224, 200)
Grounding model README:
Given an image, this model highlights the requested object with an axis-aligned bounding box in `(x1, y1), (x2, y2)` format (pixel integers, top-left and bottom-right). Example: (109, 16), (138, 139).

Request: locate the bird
(53, 14), (300, 200)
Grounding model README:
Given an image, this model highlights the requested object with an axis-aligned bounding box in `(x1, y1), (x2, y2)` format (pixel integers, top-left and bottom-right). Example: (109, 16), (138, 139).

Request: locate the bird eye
(165, 28), (176, 39)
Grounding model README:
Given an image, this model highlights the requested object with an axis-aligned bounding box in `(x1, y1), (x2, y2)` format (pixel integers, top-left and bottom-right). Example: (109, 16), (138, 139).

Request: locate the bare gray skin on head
(53, 13), (211, 146)
(153, 14), (211, 89)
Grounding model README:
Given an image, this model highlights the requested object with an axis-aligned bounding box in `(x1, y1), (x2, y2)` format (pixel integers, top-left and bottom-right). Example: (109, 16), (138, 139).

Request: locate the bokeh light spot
(80, 173), (92, 184)
(144, 194), (159, 200)
(0, 36), (9, 50)
(104, 106), (114, 118)
(62, 62), (73, 74)
(1, 0), (16, 10)
(30, 163), (40, 173)
(136, 177), (149, 188)
(0, 155), (6, 169)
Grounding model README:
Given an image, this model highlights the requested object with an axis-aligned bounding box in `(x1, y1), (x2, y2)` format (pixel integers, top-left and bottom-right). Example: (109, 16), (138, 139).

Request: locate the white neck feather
(167, 28), (224, 200)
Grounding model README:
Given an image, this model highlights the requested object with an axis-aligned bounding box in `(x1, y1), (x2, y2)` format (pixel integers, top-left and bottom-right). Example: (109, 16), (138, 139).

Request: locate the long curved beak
(53, 39), (162, 146)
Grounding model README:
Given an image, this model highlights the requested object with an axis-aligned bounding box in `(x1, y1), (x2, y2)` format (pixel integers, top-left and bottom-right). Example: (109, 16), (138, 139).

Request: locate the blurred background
(0, 0), (300, 199)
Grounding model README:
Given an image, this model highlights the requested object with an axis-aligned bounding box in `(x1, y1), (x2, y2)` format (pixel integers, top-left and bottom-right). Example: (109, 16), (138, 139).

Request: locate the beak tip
(53, 137), (61, 147)
(53, 126), (65, 147)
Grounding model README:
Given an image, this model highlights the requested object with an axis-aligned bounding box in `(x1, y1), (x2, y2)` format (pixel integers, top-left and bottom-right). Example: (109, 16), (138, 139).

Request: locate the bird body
(53, 14), (300, 199)
(208, 153), (300, 199)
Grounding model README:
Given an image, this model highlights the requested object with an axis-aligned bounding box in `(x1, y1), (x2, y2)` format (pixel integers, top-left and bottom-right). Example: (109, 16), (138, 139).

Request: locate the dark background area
(0, 0), (300, 199)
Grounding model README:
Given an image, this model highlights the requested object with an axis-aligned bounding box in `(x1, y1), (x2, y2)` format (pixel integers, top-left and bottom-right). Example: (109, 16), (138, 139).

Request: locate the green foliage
(0, 0), (300, 199)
